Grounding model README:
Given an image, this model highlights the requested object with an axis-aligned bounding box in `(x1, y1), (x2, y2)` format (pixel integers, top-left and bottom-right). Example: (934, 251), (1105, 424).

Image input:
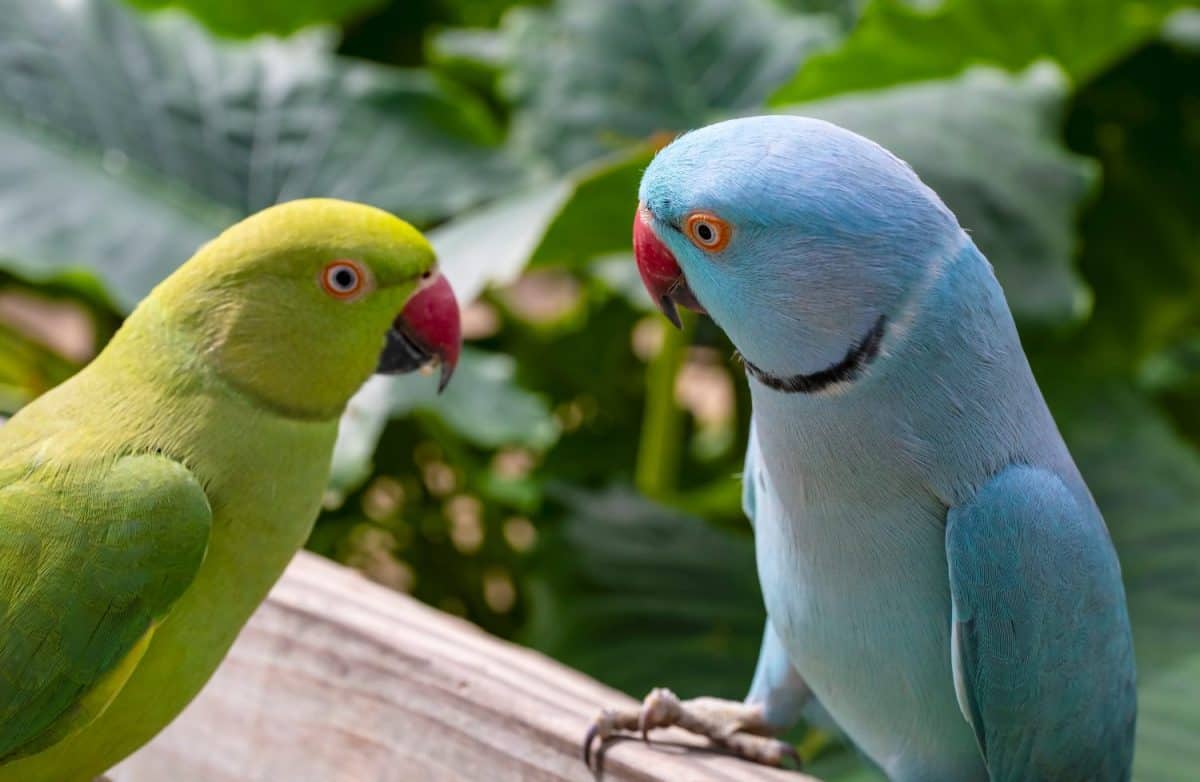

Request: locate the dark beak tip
(437, 363), (454, 393)
(660, 296), (683, 330)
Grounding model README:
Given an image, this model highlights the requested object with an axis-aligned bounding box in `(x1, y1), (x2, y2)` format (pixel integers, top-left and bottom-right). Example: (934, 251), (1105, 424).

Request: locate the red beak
(633, 204), (705, 329)
(378, 273), (462, 392)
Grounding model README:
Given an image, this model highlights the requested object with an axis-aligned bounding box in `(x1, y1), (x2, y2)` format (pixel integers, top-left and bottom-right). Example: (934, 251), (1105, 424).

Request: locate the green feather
(0, 455), (210, 760)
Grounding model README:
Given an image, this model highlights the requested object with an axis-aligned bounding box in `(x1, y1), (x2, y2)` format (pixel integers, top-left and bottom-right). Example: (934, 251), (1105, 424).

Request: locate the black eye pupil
(333, 268), (356, 289)
(697, 224), (714, 242)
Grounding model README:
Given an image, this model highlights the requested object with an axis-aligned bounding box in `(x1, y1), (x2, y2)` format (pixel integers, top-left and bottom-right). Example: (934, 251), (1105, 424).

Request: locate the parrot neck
(737, 314), (888, 395)
(747, 234), (972, 400)
(114, 296), (358, 422)
(746, 238), (1066, 508)
(749, 239), (1011, 413)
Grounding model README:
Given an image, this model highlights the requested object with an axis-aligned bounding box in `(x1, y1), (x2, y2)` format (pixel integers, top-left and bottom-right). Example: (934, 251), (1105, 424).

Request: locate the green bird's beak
(377, 273), (461, 392)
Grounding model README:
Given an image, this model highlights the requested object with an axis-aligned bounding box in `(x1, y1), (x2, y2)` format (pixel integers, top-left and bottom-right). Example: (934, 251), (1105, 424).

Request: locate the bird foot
(583, 687), (800, 771)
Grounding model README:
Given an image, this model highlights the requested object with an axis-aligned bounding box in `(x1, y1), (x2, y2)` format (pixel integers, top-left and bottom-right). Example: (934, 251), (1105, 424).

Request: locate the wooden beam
(109, 551), (814, 782)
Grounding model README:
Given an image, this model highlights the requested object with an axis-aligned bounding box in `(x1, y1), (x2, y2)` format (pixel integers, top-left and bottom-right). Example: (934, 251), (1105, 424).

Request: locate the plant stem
(635, 313), (693, 499)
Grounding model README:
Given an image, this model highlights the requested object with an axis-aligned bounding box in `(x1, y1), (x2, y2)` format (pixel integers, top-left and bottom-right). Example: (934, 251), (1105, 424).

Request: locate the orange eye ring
(320, 259), (369, 300)
(684, 212), (731, 252)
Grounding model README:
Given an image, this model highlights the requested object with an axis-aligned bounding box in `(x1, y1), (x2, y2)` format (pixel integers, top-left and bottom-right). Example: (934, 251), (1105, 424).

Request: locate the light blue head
(634, 115), (964, 386)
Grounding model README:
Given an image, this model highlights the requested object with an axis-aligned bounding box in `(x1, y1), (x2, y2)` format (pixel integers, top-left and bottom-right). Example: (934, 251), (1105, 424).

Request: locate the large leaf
(330, 348), (559, 499)
(1044, 382), (1200, 780)
(788, 65), (1097, 326)
(125, 0), (385, 37)
(1063, 37), (1200, 374)
(776, 0), (867, 29)
(0, 323), (79, 415)
(1136, 654), (1200, 781)
(428, 181), (575, 304)
(499, 0), (841, 170)
(0, 0), (520, 311)
(771, 0), (1194, 104)
(524, 484), (764, 700)
(1165, 7), (1200, 49)
(429, 146), (653, 301)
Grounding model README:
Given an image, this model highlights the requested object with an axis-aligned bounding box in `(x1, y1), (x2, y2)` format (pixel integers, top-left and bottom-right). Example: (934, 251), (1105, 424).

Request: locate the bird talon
(582, 720), (599, 770)
(582, 706), (641, 771)
(582, 688), (686, 770)
(582, 690), (792, 772)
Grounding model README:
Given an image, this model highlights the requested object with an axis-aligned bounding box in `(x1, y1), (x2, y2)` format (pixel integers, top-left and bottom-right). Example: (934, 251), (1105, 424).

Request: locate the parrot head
(154, 198), (461, 418)
(634, 115), (962, 392)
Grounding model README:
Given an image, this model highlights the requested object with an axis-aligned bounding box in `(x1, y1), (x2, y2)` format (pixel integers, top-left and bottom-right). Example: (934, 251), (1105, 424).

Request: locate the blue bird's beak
(633, 204), (706, 329)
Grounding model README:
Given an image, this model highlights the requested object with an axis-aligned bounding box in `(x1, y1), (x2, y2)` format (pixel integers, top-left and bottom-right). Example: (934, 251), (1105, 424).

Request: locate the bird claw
(582, 688), (801, 772)
(582, 706), (638, 770)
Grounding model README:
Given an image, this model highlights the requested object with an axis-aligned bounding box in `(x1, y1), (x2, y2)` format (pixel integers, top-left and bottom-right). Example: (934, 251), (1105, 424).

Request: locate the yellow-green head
(150, 198), (460, 419)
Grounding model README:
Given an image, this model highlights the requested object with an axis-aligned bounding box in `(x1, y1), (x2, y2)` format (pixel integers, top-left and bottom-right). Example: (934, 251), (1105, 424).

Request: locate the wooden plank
(109, 552), (814, 782)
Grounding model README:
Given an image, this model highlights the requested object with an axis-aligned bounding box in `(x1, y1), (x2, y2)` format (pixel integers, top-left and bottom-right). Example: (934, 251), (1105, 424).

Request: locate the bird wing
(0, 453), (211, 760)
(946, 465), (1135, 782)
(742, 417), (764, 529)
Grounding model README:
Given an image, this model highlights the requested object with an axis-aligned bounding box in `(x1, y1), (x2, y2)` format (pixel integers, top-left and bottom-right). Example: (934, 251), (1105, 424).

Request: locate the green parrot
(0, 199), (462, 781)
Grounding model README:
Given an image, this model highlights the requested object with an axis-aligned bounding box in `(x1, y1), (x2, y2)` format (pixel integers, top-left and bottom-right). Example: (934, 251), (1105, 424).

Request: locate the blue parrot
(584, 116), (1136, 781)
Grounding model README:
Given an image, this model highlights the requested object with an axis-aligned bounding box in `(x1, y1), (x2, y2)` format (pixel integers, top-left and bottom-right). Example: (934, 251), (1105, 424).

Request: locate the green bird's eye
(320, 260), (368, 300)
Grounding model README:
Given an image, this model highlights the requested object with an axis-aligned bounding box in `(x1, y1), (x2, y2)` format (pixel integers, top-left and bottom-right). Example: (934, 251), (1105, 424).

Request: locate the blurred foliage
(125, 0), (385, 36)
(787, 65), (1098, 325)
(0, 0), (520, 310)
(771, 0), (1196, 103)
(0, 322), (78, 413)
(495, 0), (841, 171)
(526, 485), (763, 701)
(0, 0), (1198, 778)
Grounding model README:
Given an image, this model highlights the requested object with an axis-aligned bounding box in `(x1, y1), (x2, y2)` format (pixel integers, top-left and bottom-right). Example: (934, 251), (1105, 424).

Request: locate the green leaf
(124, 0), (385, 37)
(787, 65), (1097, 326)
(524, 484), (763, 700)
(429, 181), (575, 303)
(329, 348), (559, 499)
(1045, 383), (1200, 779)
(437, 0), (537, 28)
(1164, 7), (1200, 49)
(775, 0), (867, 29)
(1063, 38), (1200, 370)
(428, 147), (653, 299)
(526, 149), (654, 268)
(500, 0), (840, 170)
(429, 27), (510, 75)
(0, 323), (79, 415)
(1136, 654), (1200, 781)
(0, 0), (520, 312)
(771, 0), (1193, 104)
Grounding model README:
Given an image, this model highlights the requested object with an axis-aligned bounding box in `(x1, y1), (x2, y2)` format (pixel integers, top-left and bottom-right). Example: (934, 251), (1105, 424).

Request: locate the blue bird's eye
(684, 212), (730, 252)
